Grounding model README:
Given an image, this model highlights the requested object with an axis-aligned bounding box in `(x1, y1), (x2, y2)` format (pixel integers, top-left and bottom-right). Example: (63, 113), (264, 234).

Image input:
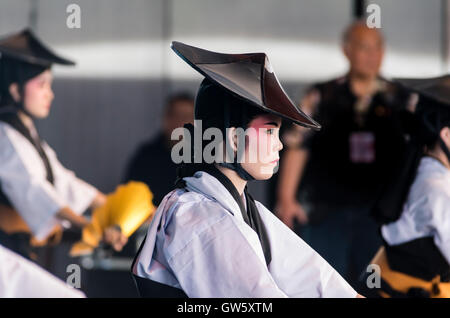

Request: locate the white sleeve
(0, 245), (85, 298)
(429, 191), (450, 264)
(165, 202), (288, 298)
(43, 143), (98, 215)
(256, 202), (358, 298)
(383, 182), (450, 264)
(0, 129), (66, 240)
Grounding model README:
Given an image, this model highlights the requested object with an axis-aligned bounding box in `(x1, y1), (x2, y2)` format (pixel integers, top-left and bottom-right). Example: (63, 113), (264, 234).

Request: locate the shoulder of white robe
(0, 245), (86, 298)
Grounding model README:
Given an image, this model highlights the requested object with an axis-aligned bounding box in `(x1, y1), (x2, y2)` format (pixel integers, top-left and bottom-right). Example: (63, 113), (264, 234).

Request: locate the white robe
(0, 121), (97, 240)
(382, 157), (450, 263)
(0, 244), (85, 298)
(133, 171), (357, 298)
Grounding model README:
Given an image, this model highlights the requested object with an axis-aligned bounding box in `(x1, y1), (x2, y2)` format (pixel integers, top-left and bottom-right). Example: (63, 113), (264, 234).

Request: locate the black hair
(371, 95), (450, 225)
(0, 56), (49, 107)
(194, 78), (267, 133)
(175, 78), (269, 183)
(415, 95), (450, 150)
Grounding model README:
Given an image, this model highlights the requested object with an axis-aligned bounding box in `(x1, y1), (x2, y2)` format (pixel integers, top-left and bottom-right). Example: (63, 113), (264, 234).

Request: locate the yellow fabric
(70, 181), (155, 257)
(371, 246), (450, 298)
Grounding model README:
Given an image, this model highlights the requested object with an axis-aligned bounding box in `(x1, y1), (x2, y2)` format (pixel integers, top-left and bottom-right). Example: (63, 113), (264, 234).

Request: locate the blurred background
(0, 0), (448, 297)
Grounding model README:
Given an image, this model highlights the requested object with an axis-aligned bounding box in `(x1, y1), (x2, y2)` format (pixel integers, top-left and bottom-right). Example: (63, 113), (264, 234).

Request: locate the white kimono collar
(420, 156), (450, 179)
(183, 171), (246, 223)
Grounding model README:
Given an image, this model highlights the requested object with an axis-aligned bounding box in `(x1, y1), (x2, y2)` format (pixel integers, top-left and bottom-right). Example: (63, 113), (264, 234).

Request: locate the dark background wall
(0, 0), (446, 205)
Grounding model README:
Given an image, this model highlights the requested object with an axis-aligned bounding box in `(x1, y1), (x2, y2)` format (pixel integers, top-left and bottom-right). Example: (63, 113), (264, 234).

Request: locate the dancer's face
(239, 114), (283, 180)
(23, 69), (54, 119)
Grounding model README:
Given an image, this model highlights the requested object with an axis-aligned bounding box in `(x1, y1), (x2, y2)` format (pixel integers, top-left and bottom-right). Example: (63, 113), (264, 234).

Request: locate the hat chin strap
(435, 111), (450, 166)
(0, 98), (33, 119)
(218, 162), (255, 181)
(439, 137), (450, 165)
(220, 124), (255, 181)
(14, 84), (35, 119)
(219, 99), (256, 181)
(13, 102), (34, 118)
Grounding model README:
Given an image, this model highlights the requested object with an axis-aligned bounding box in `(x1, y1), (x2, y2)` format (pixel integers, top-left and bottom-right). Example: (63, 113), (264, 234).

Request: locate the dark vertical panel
(353, 0), (366, 19)
(442, 0), (450, 69)
(37, 78), (169, 193)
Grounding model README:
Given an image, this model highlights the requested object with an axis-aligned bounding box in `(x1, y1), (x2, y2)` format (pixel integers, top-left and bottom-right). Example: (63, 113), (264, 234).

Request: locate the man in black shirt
(125, 93), (194, 206)
(275, 21), (416, 289)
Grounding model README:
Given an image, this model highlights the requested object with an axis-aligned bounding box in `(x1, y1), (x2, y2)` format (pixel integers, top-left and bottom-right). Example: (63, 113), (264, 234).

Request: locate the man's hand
(103, 226), (128, 252)
(275, 199), (308, 229)
(91, 191), (107, 210)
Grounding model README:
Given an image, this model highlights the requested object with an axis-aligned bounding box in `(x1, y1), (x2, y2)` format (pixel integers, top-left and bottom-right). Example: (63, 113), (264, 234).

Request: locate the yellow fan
(70, 181), (155, 257)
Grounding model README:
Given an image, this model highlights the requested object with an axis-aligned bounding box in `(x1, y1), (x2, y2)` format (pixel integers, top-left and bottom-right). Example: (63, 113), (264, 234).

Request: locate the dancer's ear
(9, 83), (21, 102)
(226, 127), (239, 154)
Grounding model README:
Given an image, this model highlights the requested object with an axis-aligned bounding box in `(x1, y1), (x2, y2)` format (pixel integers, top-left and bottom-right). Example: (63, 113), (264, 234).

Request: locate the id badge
(349, 132), (375, 163)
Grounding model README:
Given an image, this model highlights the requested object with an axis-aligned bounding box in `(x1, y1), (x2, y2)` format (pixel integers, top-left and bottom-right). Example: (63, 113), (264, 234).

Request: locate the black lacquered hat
(395, 74), (450, 106)
(171, 41), (321, 130)
(0, 29), (75, 67)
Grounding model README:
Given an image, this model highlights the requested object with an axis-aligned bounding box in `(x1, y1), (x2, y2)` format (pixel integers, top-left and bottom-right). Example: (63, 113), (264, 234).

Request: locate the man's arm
(276, 147), (309, 228)
(56, 206), (89, 228)
(275, 89), (320, 228)
(56, 204), (128, 252)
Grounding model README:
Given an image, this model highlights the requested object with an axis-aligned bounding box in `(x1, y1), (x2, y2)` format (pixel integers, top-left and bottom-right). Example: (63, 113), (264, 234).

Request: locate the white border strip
(52, 37), (444, 81)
